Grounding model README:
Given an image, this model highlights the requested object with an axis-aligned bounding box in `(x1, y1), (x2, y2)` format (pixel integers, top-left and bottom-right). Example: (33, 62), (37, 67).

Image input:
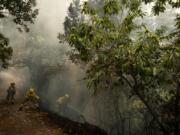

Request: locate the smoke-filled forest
(0, 0), (179, 135)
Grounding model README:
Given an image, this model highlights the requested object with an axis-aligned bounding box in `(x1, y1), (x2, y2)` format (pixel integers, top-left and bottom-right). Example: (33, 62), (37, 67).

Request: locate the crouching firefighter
(6, 82), (16, 104)
(56, 94), (70, 115)
(19, 88), (40, 111)
(56, 94), (86, 122)
(25, 88), (39, 102)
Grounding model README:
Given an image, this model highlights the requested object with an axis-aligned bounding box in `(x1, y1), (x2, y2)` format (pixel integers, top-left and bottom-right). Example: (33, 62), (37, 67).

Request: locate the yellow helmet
(65, 94), (70, 98)
(27, 88), (35, 97)
(29, 88), (35, 92)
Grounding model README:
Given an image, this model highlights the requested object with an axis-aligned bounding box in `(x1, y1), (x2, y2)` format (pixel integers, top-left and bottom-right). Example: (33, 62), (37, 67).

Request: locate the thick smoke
(0, 0), (93, 124)
(0, 0), (69, 93)
(0, 67), (31, 99)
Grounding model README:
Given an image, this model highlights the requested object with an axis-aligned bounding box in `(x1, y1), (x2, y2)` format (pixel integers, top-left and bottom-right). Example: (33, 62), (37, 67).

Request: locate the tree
(0, 33), (12, 68)
(63, 0), (179, 134)
(159, 33), (179, 135)
(0, 0), (38, 68)
(143, 0), (179, 14)
(63, 0), (81, 36)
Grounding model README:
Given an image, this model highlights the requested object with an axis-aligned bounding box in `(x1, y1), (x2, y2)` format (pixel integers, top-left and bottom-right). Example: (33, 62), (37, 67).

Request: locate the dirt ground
(0, 100), (67, 135)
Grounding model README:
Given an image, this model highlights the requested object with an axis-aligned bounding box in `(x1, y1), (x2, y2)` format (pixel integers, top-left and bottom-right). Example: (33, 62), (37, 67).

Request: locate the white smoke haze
(0, 0), (69, 102)
(0, 0), (94, 125)
(36, 0), (69, 38)
(0, 67), (31, 99)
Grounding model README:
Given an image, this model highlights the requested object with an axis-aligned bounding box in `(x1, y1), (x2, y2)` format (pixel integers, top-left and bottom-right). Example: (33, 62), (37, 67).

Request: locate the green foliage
(103, 0), (120, 15)
(175, 14), (180, 29)
(142, 0), (180, 14)
(142, 0), (180, 29)
(64, 0), (180, 134)
(0, 34), (12, 68)
(82, 1), (96, 15)
(63, 0), (81, 36)
(0, 0), (38, 32)
(0, 0), (38, 68)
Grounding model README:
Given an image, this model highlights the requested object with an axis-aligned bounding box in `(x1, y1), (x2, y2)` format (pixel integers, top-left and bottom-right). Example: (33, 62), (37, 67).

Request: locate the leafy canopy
(0, 0), (38, 68)
(65, 0), (180, 134)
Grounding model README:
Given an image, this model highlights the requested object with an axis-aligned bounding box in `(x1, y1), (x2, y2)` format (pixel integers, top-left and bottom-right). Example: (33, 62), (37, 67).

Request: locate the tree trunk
(113, 90), (125, 135)
(134, 87), (168, 135)
(122, 75), (169, 135)
(174, 82), (180, 135)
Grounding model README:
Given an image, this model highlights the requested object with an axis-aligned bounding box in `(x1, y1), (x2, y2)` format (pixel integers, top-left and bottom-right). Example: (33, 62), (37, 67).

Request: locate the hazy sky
(37, 0), (70, 33)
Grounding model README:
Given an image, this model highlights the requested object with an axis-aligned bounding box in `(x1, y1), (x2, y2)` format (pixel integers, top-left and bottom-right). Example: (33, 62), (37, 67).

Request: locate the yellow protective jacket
(26, 88), (39, 100)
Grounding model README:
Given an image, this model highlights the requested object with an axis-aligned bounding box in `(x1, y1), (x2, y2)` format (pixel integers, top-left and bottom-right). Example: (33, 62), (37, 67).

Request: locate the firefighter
(25, 88), (39, 103)
(56, 94), (70, 115)
(19, 88), (39, 111)
(6, 82), (16, 104)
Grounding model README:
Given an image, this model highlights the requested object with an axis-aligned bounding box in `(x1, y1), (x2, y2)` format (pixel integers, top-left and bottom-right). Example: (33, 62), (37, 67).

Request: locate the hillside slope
(0, 100), (107, 135)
